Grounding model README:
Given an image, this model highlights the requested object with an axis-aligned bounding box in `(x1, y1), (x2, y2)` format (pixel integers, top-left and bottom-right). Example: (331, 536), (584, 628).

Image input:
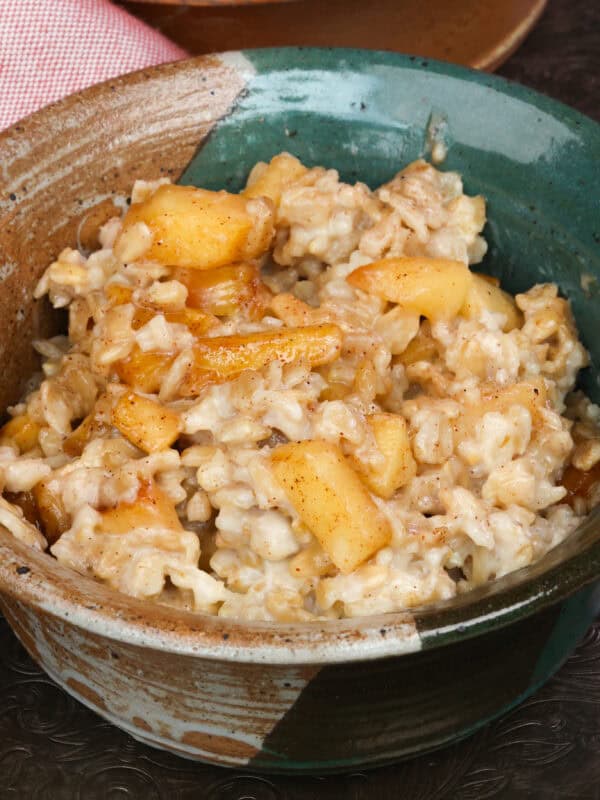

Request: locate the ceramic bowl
(1, 49), (600, 773)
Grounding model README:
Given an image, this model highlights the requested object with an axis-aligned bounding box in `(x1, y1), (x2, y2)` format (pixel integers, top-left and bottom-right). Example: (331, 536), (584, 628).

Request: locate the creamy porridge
(1, 153), (598, 621)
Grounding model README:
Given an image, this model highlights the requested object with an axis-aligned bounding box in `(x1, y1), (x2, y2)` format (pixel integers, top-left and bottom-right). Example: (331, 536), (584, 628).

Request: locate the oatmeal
(1, 153), (598, 621)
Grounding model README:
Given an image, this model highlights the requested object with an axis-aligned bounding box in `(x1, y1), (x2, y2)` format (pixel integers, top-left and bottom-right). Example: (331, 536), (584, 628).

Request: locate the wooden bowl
(121, 0), (547, 71)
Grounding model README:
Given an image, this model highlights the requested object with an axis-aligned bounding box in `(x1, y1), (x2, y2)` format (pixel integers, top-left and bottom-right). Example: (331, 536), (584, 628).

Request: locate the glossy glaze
(0, 50), (599, 770)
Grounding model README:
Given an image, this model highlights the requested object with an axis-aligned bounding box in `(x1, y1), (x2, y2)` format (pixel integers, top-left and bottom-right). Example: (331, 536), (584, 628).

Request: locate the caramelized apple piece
(33, 479), (70, 545)
(396, 326), (437, 366)
(106, 283), (218, 336)
(63, 414), (94, 458)
(115, 348), (174, 393)
(132, 306), (218, 337)
(98, 480), (182, 535)
(348, 257), (472, 321)
(479, 379), (547, 422)
(4, 491), (40, 528)
(63, 407), (113, 458)
(350, 413), (416, 499)
(115, 184), (274, 269)
(0, 414), (40, 453)
(319, 381), (352, 401)
(112, 392), (181, 453)
(164, 307), (219, 337)
(172, 263), (270, 319)
(271, 440), (392, 574)
(243, 152), (308, 205)
(562, 462), (600, 508)
(180, 324), (342, 397)
(455, 379), (549, 442)
(105, 284), (134, 305)
(268, 293), (316, 326)
(289, 540), (335, 578)
(461, 273), (523, 331)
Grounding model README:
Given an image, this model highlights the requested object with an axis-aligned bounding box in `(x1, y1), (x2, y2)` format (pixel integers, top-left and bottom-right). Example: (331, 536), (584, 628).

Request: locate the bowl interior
(183, 49), (600, 401)
(1, 48), (600, 658)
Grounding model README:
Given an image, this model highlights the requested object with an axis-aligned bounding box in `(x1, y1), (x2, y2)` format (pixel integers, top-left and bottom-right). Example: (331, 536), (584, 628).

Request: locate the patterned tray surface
(2, 617), (600, 799)
(2, 0), (600, 796)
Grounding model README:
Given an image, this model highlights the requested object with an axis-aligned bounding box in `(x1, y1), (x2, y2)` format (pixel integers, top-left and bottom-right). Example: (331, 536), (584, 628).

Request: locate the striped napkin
(0, 0), (187, 131)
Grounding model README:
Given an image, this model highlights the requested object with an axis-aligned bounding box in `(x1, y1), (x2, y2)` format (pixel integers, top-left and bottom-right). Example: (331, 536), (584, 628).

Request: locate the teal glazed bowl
(0, 49), (600, 773)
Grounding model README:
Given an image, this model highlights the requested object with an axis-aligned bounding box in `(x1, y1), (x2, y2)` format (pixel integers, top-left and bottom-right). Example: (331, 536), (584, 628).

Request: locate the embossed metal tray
(2, 615), (600, 799)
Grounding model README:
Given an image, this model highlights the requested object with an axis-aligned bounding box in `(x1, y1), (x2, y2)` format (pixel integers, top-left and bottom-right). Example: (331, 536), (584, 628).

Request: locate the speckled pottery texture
(0, 49), (600, 773)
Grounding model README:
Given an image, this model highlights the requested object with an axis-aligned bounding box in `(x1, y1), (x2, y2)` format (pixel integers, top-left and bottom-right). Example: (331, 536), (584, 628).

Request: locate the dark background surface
(2, 0), (600, 797)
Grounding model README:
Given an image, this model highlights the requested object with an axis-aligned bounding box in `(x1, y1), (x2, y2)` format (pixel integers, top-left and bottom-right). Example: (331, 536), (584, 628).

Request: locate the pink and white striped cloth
(0, 0), (187, 131)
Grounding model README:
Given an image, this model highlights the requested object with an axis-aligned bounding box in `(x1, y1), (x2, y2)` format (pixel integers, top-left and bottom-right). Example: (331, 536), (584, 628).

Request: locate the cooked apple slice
(350, 413), (416, 499)
(562, 461), (600, 509)
(63, 397), (114, 457)
(268, 293), (316, 326)
(172, 263), (270, 319)
(112, 392), (181, 453)
(479, 379), (547, 421)
(106, 283), (219, 336)
(348, 256), (472, 321)
(270, 440), (392, 573)
(115, 347), (174, 393)
(243, 152), (308, 205)
(0, 414), (40, 453)
(180, 324), (342, 396)
(115, 184), (274, 269)
(98, 480), (182, 535)
(396, 325), (437, 366)
(131, 306), (218, 338)
(461, 273), (522, 331)
(33, 478), (70, 545)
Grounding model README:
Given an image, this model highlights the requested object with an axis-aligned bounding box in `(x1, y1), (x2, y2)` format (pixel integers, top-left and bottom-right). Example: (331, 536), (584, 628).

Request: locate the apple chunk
(350, 413), (416, 499)
(115, 184), (274, 269)
(270, 440), (392, 573)
(98, 481), (182, 535)
(115, 348), (174, 394)
(112, 392), (181, 453)
(0, 414), (40, 453)
(180, 324), (342, 396)
(171, 263), (269, 319)
(348, 256), (472, 321)
(461, 273), (522, 331)
(33, 479), (70, 545)
(243, 152), (308, 206)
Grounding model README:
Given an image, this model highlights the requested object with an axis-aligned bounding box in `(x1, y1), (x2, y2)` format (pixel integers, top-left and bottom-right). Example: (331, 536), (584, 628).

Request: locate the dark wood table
(1, 0), (599, 797)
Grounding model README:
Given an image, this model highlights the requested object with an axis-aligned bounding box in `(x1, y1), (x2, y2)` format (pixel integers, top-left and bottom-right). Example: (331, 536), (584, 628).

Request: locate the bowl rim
(1, 47), (600, 665)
